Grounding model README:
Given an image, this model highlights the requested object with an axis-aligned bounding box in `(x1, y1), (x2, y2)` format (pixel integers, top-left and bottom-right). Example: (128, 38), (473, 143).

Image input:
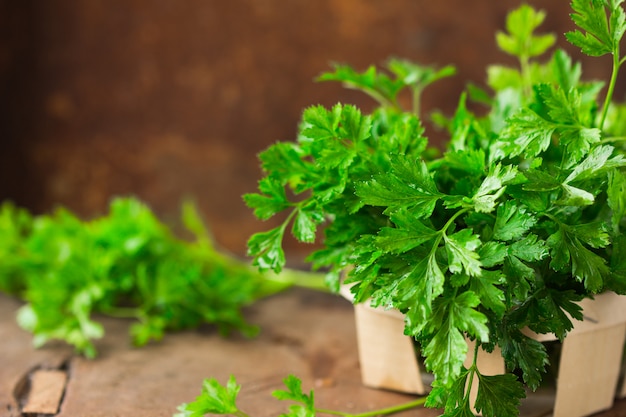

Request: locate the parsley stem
(412, 87), (422, 118)
(600, 135), (626, 144)
(264, 268), (329, 293)
(316, 396), (428, 417)
(440, 208), (471, 239)
(429, 208), (471, 259)
(600, 51), (622, 131)
(520, 54), (532, 100)
(345, 83), (397, 110)
(463, 343), (480, 405)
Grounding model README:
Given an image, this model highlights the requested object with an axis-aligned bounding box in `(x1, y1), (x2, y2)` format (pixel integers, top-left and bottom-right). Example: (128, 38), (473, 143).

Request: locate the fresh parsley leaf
(608, 169), (626, 233)
(474, 372), (526, 417)
(510, 287), (584, 341)
(444, 229), (483, 277)
(492, 201), (537, 241)
(494, 108), (554, 160)
(566, 0), (626, 57)
(273, 375), (317, 417)
(469, 270), (506, 316)
(387, 58), (456, 115)
(551, 48), (583, 91)
(564, 144), (626, 184)
(496, 4), (556, 59)
(317, 64), (404, 109)
(247, 224), (288, 273)
(426, 369), (473, 416)
(374, 209), (438, 254)
(423, 291), (489, 386)
(292, 207), (323, 244)
(444, 149), (486, 176)
(498, 325), (548, 390)
(356, 156), (443, 217)
(547, 222), (610, 291)
(390, 250), (445, 335)
(243, 177), (290, 221)
(471, 164), (519, 213)
(567, 0), (626, 128)
(387, 58), (456, 91)
(174, 375), (241, 417)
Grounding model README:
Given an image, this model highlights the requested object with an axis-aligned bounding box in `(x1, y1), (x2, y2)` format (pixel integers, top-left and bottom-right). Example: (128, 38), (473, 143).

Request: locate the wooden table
(1, 289), (625, 417)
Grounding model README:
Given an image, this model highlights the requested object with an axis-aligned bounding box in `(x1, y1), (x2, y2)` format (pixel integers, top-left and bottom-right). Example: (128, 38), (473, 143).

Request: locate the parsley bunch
(245, 1), (626, 415)
(0, 197), (325, 358)
(244, 59), (455, 290)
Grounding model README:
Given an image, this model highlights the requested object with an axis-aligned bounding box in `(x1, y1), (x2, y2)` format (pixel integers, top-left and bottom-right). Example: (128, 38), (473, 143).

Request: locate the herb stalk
(600, 52), (624, 130)
(316, 397), (427, 417)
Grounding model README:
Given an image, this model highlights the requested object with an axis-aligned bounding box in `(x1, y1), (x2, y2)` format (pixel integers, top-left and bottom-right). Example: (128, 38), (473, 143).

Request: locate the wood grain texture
(2, 289), (626, 417)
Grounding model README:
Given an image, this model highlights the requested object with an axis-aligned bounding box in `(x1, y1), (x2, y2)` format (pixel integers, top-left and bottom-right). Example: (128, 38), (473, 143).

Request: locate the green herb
(0, 197), (326, 358)
(245, 1), (626, 415)
(174, 375), (426, 417)
(244, 61), (452, 290)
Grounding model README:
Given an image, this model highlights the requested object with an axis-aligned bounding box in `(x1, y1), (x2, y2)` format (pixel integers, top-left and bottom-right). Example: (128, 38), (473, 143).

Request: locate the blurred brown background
(0, 1), (618, 263)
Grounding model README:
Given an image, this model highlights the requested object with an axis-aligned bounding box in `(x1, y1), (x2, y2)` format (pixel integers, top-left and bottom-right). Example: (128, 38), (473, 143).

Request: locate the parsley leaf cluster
(0, 197), (325, 357)
(246, 2), (626, 415)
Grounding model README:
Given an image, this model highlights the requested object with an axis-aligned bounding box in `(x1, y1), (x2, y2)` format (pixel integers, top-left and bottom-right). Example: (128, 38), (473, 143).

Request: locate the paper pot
(340, 286), (626, 417)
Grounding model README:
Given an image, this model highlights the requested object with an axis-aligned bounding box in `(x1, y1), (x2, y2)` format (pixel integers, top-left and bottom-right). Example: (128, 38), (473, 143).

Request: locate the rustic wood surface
(1, 289), (626, 417)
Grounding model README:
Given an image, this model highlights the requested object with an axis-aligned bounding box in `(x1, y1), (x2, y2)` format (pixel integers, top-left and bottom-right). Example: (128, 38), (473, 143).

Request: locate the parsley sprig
(245, 2), (626, 415)
(567, 0), (626, 128)
(174, 375), (427, 417)
(244, 62), (453, 291)
(0, 197), (326, 358)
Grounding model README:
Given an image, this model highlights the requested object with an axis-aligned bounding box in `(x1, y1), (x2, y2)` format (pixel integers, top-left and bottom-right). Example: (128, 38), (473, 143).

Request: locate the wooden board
(2, 290), (626, 417)
(22, 369), (68, 414)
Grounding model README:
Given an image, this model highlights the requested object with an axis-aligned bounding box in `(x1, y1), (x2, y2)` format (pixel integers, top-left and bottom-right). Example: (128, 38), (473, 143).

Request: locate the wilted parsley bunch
(246, 1), (626, 416)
